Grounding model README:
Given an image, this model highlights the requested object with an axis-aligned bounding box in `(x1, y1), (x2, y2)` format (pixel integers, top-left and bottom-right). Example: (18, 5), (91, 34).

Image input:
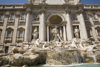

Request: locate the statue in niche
(33, 14), (39, 21)
(32, 27), (38, 41)
(51, 26), (63, 42)
(74, 26), (80, 39)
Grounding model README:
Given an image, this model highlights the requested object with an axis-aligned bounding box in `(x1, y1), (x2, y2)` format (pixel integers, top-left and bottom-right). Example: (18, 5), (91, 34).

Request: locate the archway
(47, 15), (64, 41)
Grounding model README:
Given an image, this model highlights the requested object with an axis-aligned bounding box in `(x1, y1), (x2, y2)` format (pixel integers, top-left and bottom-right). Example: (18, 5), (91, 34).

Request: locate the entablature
(0, 4), (26, 9)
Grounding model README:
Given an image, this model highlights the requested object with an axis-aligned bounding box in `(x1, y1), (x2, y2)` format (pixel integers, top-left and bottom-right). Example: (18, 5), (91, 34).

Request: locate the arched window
(5, 28), (13, 43)
(20, 13), (25, 19)
(6, 28), (13, 37)
(0, 14), (4, 20)
(17, 28), (25, 38)
(9, 14), (15, 20)
(17, 28), (25, 42)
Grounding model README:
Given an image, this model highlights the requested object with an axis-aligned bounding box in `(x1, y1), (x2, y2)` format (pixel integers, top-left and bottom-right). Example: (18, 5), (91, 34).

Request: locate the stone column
(47, 25), (49, 42)
(12, 12), (20, 45)
(65, 12), (74, 41)
(39, 7), (46, 41)
(24, 8), (31, 43)
(60, 27), (62, 38)
(28, 14), (32, 42)
(0, 11), (9, 45)
(88, 14), (98, 41)
(78, 13), (88, 39)
(63, 25), (66, 41)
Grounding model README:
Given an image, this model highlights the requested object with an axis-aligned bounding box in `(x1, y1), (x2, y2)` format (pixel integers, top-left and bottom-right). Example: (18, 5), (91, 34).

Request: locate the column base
(94, 41), (100, 44)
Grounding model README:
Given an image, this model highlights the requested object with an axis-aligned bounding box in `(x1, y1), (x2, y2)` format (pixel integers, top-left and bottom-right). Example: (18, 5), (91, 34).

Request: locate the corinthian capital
(65, 7), (70, 13)
(26, 7), (31, 12)
(40, 7), (46, 13)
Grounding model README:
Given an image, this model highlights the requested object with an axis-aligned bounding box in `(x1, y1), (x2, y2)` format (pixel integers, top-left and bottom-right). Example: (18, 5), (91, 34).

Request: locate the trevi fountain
(0, 26), (100, 67)
(0, 0), (100, 67)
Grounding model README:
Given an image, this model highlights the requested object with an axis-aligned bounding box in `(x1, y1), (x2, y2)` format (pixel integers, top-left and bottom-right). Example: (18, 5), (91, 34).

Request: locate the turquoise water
(1, 63), (100, 67)
(30, 64), (100, 67)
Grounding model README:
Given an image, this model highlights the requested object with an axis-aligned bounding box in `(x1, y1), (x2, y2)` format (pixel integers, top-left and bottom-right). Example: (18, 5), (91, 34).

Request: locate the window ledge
(8, 19), (15, 22)
(0, 20), (4, 22)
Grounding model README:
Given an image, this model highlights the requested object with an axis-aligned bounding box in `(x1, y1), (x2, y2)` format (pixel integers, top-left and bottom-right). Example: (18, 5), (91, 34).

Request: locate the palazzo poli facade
(0, 0), (100, 53)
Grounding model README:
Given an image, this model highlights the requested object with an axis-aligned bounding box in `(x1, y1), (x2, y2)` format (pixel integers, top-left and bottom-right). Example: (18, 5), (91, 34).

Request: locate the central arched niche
(49, 15), (62, 24)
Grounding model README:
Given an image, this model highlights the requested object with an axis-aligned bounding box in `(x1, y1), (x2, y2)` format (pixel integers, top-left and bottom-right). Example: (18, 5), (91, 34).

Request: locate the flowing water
(92, 55), (97, 63)
(32, 64), (100, 67)
(6, 63), (100, 67)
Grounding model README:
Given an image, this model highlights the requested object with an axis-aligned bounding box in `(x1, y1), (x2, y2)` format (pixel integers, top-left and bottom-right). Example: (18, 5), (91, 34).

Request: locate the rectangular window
(19, 31), (23, 37)
(7, 31), (12, 37)
(97, 30), (100, 36)
(83, 14), (88, 20)
(21, 14), (25, 19)
(0, 15), (4, 20)
(10, 14), (14, 19)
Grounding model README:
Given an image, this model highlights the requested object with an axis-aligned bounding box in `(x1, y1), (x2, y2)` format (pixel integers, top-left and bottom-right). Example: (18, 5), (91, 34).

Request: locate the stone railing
(84, 5), (100, 9)
(4, 37), (12, 43)
(19, 19), (26, 22)
(18, 22), (26, 26)
(0, 5), (26, 9)
(7, 19), (15, 26)
(16, 37), (24, 42)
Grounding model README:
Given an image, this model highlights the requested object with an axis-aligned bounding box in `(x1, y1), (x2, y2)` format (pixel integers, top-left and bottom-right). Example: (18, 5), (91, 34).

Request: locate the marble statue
(71, 40), (77, 48)
(74, 26), (80, 39)
(32, 27), (38, 40)
(51, 26), (62, 42)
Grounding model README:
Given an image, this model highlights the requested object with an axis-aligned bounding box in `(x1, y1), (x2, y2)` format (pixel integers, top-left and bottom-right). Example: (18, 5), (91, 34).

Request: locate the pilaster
(65, 7), (74, 41)
(12, 11), (20, 45)
(88, 13), (98, 41)
(63, 25), (67, 41)
(0, 11), (9, 45)
(78, 12), (88, 40)
(24, 7), (31, 44)
(39, 7), (46, 41)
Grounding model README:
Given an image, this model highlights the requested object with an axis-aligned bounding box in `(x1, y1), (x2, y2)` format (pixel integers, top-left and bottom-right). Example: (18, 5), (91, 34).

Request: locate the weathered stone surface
(96, 55), (100, 63)
(46, 50), (83, 65)
(84, 54), (94, 63)
(97, 45), (100, 49)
